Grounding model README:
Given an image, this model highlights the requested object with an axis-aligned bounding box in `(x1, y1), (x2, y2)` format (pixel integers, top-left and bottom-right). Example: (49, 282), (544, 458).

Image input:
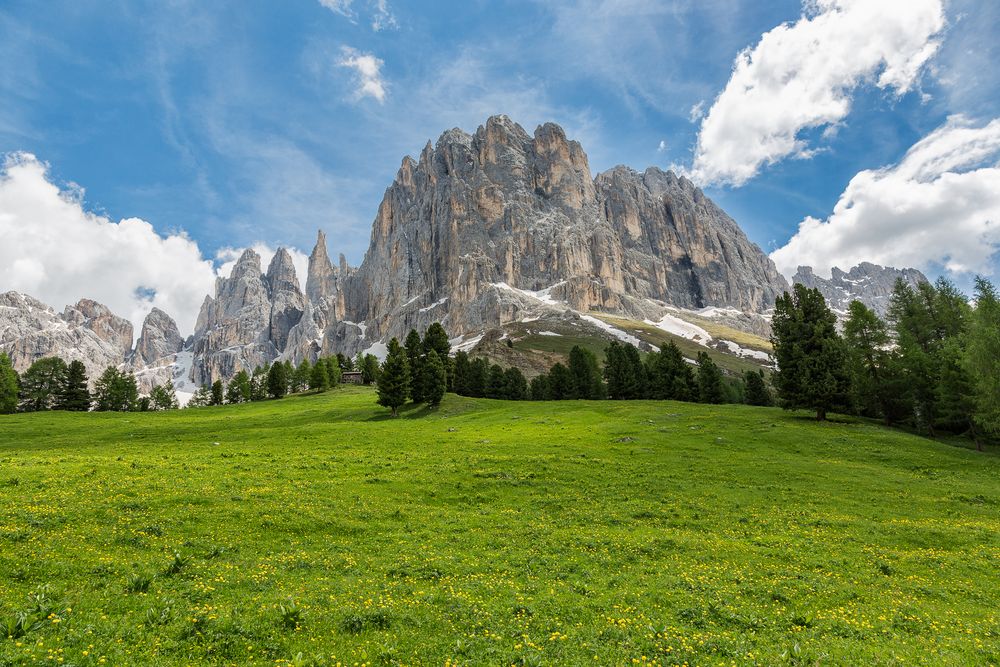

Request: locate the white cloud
(692, 0), (946, 186)
(688, 101), (704, 123)
(657, 140), (667, 152)
(338, 46), (387, 103)
(770, 115), (1000, 278)
(318, 0), (354, 18)
(371, 0), (397, 31)
(0, 153), (314, 337)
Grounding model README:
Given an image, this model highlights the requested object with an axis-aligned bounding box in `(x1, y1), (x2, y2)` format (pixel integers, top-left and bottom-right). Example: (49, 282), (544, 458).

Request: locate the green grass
(1, 387), (998, 666)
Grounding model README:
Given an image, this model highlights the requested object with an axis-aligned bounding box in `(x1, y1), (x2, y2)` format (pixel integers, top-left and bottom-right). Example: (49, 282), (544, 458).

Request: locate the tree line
(771, 278), (1000, 449)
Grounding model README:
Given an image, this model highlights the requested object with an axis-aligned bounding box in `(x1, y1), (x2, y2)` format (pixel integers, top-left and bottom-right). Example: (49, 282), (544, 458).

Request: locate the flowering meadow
(0, 387), (997, 665)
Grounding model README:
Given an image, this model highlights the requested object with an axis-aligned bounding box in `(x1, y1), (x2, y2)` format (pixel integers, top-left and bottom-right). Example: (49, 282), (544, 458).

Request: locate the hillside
(1, 388), (997, 665)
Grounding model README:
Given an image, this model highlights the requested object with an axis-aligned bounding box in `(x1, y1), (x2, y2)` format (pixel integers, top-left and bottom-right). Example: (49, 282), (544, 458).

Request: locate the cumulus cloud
(692, 0), (946, 186)
(0, 153), (312, 336)
(338, 46), (387, 103)
(770, 116), (1000, 278)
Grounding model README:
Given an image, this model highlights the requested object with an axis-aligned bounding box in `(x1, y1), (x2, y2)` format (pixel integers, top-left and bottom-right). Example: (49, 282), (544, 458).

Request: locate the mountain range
(0, 116), (926, 396)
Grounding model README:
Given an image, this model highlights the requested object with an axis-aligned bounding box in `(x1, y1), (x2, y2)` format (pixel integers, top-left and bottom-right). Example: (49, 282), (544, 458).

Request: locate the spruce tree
(604, 341), (633, 399)
(0, 352), (19, 414)
(453, 350), (471, 396)
(267, 362), (289, 399)
(486, 364), (506, 399)
(227, 370), (252, 403)
(935, 338), (978, 440)
(337, 353), (354, 372)
(149, 383), (180, 410)
(467, 357), (489, 398)
(360, 354), (380, 385)
(696, 352), (725, 404)
(547, 363), (573, 400)
(188, 385), (213, 408)
(422, 349), (447, 407)
(93, 367), (139, 412)
(376, 338), (410, 416)
(529, 374), (549, 401)
(57, 360), (91, 411)
(404, 329), (425, 403)
(310, 360), (330, 391)
(743, 370), (772, 406)
(967, 277), (1000, 445)
(568, 346), (603, 399)
(324, 356), (342, 387)
(250, 366), (268, 401)
(19, 357), (68, 412)
(503, 366), (528, 400)
(843, 301), (907, 424)
(771, 285), (850, 420)
(292, 359), (312, 393)
(423, 322), (453, 390)
(211, 379), (225, 406)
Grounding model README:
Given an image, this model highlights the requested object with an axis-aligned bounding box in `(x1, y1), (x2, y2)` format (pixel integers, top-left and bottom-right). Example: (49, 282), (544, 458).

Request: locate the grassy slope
(0, 388), (998, 666)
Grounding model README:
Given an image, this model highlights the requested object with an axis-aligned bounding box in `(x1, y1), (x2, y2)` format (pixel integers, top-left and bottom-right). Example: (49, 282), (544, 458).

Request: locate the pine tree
(149, 383), (180, 410)
(529, 374), (549, 401)
(57, 360), (91, 411)
(453, 350), (471, 396)
(310, 360), (330, 391)
(92, 367), (138, 412)
(503, 367), (528, 400)
(604, 341), (634, 400)
(210, 380), (225, 406)
(188, 385), (213, 408)
(376, 338), (410, 417)
(843, 301), (907, 424)
(568, 346), (603, 399)
(696, 352), (725, 404)
(967, 277), (1000, 446)
(547, 363), (573, 400)
(771, 285), (851, 420)
(292, 359), (312, 393)
(486, 364), (506, 399)
(360, 354), (380, 385)
(267, 362), (289, 399)
(227, 370), (252, 403)
(404, 329), (425, 403)
(645, 341), (695, 401)
(743, 370), (772, 406)
(19, 357), (68, 412)
(250, 366), (268, 401)
(467, 357), (489, 398)
(0, 352), (19, 414)
(423, 322), (453, 390)
(324, 356), (342, 387)
(422, 349), (447, 407)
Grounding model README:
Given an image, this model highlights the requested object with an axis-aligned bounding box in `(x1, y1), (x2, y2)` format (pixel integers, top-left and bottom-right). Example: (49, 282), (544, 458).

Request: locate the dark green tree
(503, 366), (528, 400)
(842, 301), (908, 424)
(360, 354), (380, 385)
(422, 349), (447, 407)
(149, 383), (179, 410)
(547, 362), (573, 400)
(0, 352), (19, 414)
(452, 350), (471, 396)
(529, 373), (549, 401)
(292, 359), (311, 393)
(743, 370), (772, 406)
(486, 364), (506, 399)
(771, 285), (851, 420)
(376, 338), (410, 416)
(404, 329), (425, 403)
(267, 361), (289, 399)
(336, 353), (354, 372)
(210, 379), (225, 406)
(309, 360), (330, 391)
(467, 357), (489, 398)
(250, 366), (268, 401)
(324, 356), (342, 387)
(967, 277), (1000, 445)
(604, 341), (637, 400)
(568, 346), (604, 399)
(227, 370), (252, 403)
(19, 357), (68, 412)
(57, 360), (91, 411)
(423, 322), (453, 390)
(696, 352), (725, 404)
(93, 367), (138, 412)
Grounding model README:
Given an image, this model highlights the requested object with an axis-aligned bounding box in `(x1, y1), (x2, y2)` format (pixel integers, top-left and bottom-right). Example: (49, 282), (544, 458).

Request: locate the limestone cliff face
(793, 263), (928, 317)
(0, 291), (133, 384)
(329, 115), (788, 347)
(133, 308), (184, 366)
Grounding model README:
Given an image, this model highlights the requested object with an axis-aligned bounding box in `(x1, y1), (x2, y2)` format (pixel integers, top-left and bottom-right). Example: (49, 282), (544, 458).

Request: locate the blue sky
(1, 0), (999, 332)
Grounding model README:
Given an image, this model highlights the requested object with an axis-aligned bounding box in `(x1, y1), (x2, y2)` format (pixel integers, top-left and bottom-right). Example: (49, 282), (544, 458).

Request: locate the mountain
(0, 116), (932, 390)
(792, 263), (928, 316)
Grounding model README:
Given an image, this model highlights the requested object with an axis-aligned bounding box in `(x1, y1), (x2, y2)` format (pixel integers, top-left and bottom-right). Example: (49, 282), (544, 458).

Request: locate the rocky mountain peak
(265, 247), (300, 293)
(133, 307), (183, 366)
(792, 262), (928, 316)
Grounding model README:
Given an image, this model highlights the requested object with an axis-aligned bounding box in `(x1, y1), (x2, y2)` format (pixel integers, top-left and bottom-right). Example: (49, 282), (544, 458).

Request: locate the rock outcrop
(133, 308), (184, 366)
(0, 291), (133, 384)
(793, 263), (928, 316)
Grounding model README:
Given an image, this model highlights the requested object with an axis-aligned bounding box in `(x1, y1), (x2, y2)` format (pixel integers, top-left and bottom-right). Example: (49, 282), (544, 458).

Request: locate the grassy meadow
(0, 387), (998, 666)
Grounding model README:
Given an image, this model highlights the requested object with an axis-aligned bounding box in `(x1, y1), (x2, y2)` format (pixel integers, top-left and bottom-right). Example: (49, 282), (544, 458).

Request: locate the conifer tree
(376, 338), (410, 416)
(423, 322), (453, 390)
(19, 357), (68, 412)
(267, 361), (289, 399)
(743, 370), (772, 406)
(211, 379), (225, 406)
(422, 349), (447, 406)
(529, 374), (549, 401)
(292, 359), (312, 393)
(568, 346), (603, 399)
(360, 354), (380, 385)
(453, 350), (471, 396)
(336, 353), (354, 372)
(467, 357), (489, 398)
(93, 367), (139, 412)
(188, 385), (213, 408)
(843, 301), (907, 424)
(309, 360), (330, 391)
(967, 277), (1000, 445)
(604, 341), (634, 399)
(57, 359), (91, 411)
(547, 363), (573, 400)
(324, 356), (342, 387)
(404, 329), (425, 403)
(149, 383), (180, 410)
(250, 366), (268, 401)
(935, 338), (978, 440)
(227, 370), (252, 403)
(503, 366), (528, 400)
(771, 285), (850, 420)
(0, 352), (19, 414)
(696, 352), (725, 404)
(486, 364), (506, 399)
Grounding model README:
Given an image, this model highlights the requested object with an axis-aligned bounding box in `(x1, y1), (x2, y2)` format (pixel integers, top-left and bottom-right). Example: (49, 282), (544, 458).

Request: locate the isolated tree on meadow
(771, 285), (851, 420)
(696, 352), (725, 404)
(422, 349), (447, 407)
(57, 360), (91, 411)
(0, 352), (19, 414)
(149, 383), (180, 411)
(377, 338), (410, 417)
(19, 357), (68, 412)
(267, 361), (289, 399)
